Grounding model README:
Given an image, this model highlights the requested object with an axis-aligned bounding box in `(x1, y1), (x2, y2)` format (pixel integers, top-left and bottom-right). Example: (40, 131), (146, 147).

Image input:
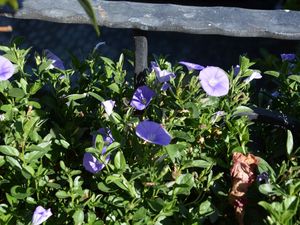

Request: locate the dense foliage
(0, 42), (299, 225)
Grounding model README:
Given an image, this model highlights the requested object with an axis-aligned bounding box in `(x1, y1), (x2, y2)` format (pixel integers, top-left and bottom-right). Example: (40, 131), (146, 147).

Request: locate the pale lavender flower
(281, 53), (296, 62)
(151, 61), (175, 83)
(83, 152), (107, 174)
(136, 120), (171, 146)
(244, 71), (262, 84)
(31, 206), (52, 225)
(179, 61), (204, 71)
(102, 100), (115, 116)
(0, 55), (14, 81)
(199, 66), (229, 97)
(45, 49), (65, 70)
(130, 85), (155, 110)
(161, 82), (170, 91)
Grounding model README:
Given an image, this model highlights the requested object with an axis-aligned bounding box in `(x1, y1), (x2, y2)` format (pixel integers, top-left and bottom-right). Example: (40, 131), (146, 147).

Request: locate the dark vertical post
(133, 30), (148, 88)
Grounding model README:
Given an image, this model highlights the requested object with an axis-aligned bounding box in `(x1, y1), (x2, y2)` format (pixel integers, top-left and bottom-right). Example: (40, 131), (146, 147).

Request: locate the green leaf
(27, 101), (41, 109)
(184, 102), (200, 118)
(23, 117), (39, 140)
(8, 88), (25, 98)
(78, 0), (100, 36)
(0, 145), (19, 157)
(72, 209), (84, 225)
(88, 92), (104, 102)
(181, 159), (213, 170)
(286, 130), (293, 156)
(22, 165), (35, 177)
(97, 182), (113, 193)
(288, 75), (300, 83)
(114, 151), (126, 171)
(106, 175), (128, 191)
(29, 81), (43, 95)
(258, 183), (284, 196)
(66, 93), (87, 101)
(55, 190), (70, 199)
(174, 174), (195, 195)
(10, 186), (34, 200)
(0, 156), (5, 167)
(165, 144), (186, 163)
(199, 198), (215, 216)
(264, 70), (280, 78)
(232, 106), (255, 118)
(95, 135), (104, 152)
(108, 83), (120, 93)
(73, 208), (85, 225)
(171, 130), (195, 142)
(6, 156), (21, 170)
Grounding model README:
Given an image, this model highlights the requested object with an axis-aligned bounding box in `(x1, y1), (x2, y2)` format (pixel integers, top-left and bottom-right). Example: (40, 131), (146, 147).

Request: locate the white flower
(244, 71), (262, 84)
(0, 114), (5, 121)
(102, 100), (115, 116)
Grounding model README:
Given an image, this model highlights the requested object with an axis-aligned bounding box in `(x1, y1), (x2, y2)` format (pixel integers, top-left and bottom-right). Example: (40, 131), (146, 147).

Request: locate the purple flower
(161, 82), (170, 91)
(83, 152), (108, 174)
(179, 61), (204, 71)
(281, 53), (296, 62)
(130, 85), (155, 110)
(45, 49), (65, 70)
(0, 55), (14, 81)
(233, 65), (240, 76)
(31, 206), (52, 225)
(271, 91), (280, 98)
(102, 100), (115, 116)
(135, 120), (171, 146)
(257, 172), (269, 184)
(244, 71), (262, 84)
(93, 128), (114, 146)
(84, 128), (113, 173)
(151, 61), (175, 83)
(199, 66), (229, 97)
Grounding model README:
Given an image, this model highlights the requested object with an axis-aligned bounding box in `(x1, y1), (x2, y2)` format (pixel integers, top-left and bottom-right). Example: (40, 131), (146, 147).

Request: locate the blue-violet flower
(130, 85), (155, 110)
(151, 61), (175, 83)
(135, 120), (171, 146)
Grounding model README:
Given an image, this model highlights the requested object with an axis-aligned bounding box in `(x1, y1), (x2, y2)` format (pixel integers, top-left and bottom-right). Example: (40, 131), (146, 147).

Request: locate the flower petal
(179, 61), (204, 71)
(161, 82), (170, 91)
(45, 49), (65, 70)
(199, 66), (229, 97)
(135, 120), (171, 146)
(83, 152), (105, 174)
(0, 56), (14, 81)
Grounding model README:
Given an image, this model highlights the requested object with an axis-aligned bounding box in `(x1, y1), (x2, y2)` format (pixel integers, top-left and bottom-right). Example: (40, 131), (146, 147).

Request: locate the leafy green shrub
(0, 42), (299, 225)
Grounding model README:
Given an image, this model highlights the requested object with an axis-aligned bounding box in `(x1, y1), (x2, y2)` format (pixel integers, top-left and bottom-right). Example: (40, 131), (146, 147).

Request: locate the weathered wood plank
(2, 0), (300, 40)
